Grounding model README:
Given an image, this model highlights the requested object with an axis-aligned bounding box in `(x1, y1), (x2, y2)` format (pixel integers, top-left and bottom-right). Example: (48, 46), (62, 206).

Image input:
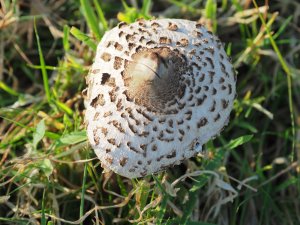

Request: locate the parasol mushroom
(84, 19), (236, 178)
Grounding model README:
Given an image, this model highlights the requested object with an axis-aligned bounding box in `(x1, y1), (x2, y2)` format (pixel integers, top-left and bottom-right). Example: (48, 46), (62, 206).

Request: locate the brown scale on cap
(109, 89), (117, 103)
(91, 69), (100, 74)
(107, 138), (117, 146)
(90, 94), (105, 107)
(93, 128), (100, 145)
(119, 157), (128, 167)
(114, 42), (123, 51)
(197, 118), (208, 128)
(151, 22), (160, 28)
(118, 31), (125, 38)
(93, 112), (100, 121)
(159, 37), (172, 44)
(110, 120), (125, 133)
(113, 56), (123, 70)
(85, 19), (236, 179)
(101, 127), (108, 136)
(101, 52), (111, 62)
(105, 157), (113, 165)
(103, 111), (112, 118)
(168, 22), (178, 31)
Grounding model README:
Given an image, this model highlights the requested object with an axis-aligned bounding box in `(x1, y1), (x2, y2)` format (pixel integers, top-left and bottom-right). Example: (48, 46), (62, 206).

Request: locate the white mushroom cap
(84, 19), (236, 178)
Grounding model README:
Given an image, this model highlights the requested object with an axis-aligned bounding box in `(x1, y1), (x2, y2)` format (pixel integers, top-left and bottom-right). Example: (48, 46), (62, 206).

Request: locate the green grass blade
(205, 0), (217, 31)
(80, 0), (101, 40)
(117, 175), (128, 196)
(63, 25), (70, 51)
(28, 64), (63, 71)
(54, 100), (73, 116)
(141, 0), (152, 16)
(221, 0), (228, 10)
(86, 162), (103, 199)
(153, 176), (169, 225)
(121, 0), (130, 11)
(180, 178), (207, 224)
(225, 135), (253, 150)
(92, 0), (108, 31)
(0, 115), (60, 144)
(34, 17), (51, 103)
(273, 15), (293, 40)
(186, 222), (217, 225)
(253, 0), (295, 157)
(41, 188), (47, 225)
(0, 81), (20, 96)
(70, 26), (97, 51)
(80, 160), (88, 225)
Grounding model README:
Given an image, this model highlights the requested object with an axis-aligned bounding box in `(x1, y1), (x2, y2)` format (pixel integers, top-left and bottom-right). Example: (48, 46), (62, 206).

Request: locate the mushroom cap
(85, 19), (236, 178)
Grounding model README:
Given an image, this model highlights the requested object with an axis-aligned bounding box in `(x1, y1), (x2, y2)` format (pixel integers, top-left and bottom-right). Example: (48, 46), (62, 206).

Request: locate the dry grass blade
(44, 188), (137, 224)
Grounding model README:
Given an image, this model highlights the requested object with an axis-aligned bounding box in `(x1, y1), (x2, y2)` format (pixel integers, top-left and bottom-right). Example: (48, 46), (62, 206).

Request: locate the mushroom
(84, 19), (236, 179)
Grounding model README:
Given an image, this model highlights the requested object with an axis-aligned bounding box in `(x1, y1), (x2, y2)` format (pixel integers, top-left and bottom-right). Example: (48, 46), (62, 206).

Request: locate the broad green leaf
(33, 119), (46, 149)
(226, 135), (253, 150)
(59, 131), (87, 145)
(39, 159), (53, 180)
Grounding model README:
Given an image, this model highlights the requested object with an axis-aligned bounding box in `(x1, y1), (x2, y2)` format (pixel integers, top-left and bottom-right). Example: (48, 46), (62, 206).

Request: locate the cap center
(124, 47), (188, 112)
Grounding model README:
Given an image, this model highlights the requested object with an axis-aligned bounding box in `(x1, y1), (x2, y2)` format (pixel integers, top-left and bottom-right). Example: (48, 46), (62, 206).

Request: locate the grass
(0, 0), (300, 224)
